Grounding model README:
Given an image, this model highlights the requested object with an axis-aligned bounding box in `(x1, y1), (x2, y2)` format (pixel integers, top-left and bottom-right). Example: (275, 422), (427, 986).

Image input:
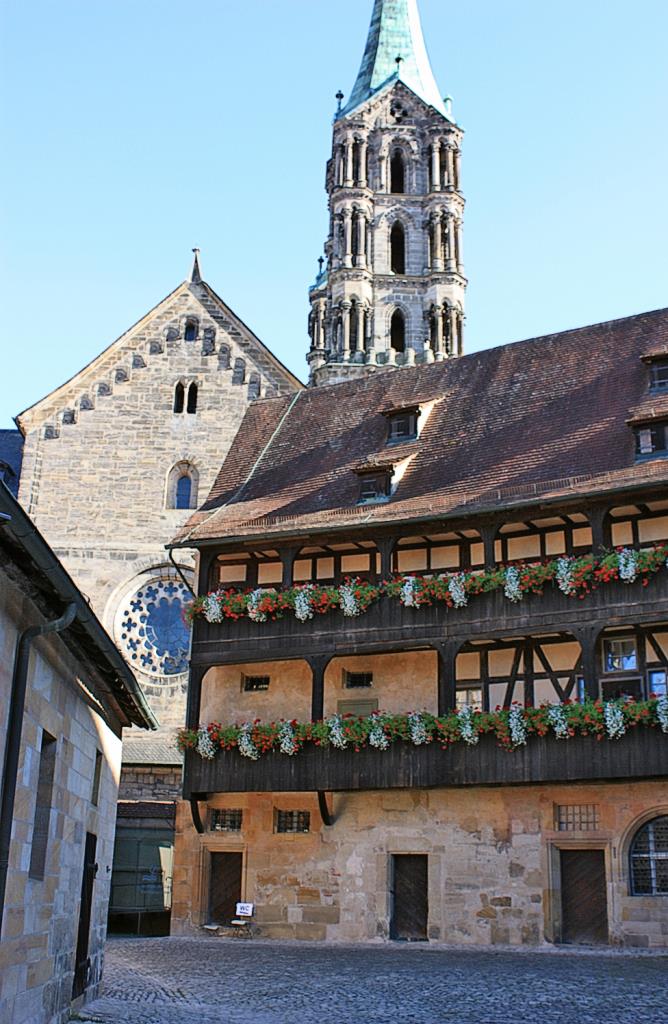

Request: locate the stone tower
(308, 0), (466, 386)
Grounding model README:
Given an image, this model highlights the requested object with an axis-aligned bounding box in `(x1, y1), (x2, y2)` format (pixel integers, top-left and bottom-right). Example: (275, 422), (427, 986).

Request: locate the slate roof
(0, 429), (23, 497)
(171, 307), (668, 548)
(122, 737), (183, 766)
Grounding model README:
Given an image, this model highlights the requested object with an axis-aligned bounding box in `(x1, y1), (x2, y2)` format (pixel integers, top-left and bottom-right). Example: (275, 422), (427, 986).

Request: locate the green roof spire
(339, 0), (447, 118)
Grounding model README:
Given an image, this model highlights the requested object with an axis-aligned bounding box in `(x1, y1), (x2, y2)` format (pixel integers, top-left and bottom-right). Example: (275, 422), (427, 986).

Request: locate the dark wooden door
(72, 832), (98, 998)
(209, 852), (243, 924)
(390, 854), (428, 941)
(560, 849), (608, 944)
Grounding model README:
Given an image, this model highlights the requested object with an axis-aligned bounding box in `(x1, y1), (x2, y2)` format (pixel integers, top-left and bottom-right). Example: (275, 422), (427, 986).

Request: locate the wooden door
(390, 854), (428, 941)
(560, 849), (608, 944)
(209, 852), (243, 925)
(72, 832), (98, 998)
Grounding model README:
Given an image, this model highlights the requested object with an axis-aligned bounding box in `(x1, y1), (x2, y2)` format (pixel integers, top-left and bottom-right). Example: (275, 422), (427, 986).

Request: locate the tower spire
(340, 0), (448, 118)
(189, 247), (202, 284)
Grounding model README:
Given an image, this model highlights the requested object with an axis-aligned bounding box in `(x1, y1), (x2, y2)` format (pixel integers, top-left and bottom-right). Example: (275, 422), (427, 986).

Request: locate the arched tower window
(629, 815), (668, 895)
(166, 461), (199, 510)
(390, 222), (406, 275)
(187, 382), (198, 414)
(184, 318), (198, 342)
(390, 150), (405, 193)
(390, 310), (406, 353)
(173, 383), (185, 414)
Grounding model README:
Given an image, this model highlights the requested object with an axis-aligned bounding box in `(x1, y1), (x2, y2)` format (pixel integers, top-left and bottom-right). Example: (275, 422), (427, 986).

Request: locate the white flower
(508, 705), (527, 747)
(278, 720), (297, 756)
(556, 557), (575, 597)
(604, 701), (626, 739)
(294, 585), (315, 622)
(368, 713), (389, 750)
(247, 588), (269, 622)
(196, 726), (216, 760)
(327, 714), (348, 749)
(457, 704), (479, 745)
(238, 722), (260, 760)
(547, 703), (570, 740)
(504, 565), (523, 603)
(408, 711), (428, 746)
(400, 576), (419, 607)
(339, 583), (360, 617)
(656, 694), (668, 733)
(448, 573), (468, 608)
(618, 548), (638, 584)
(203, 593), (223, 623)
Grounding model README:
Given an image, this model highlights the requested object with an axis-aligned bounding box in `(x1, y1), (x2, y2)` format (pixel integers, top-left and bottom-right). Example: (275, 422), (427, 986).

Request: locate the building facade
(0, 483), (155, 1023)
(308, 0), (465, 386)
(171, 308), (668, 947)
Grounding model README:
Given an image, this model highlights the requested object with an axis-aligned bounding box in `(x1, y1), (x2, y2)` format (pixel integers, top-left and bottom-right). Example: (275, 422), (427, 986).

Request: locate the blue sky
(1, 0), (666, 428)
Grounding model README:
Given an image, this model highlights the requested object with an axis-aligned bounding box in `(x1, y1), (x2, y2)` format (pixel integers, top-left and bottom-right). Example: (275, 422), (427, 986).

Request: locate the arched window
(166, 461), (199, 510)
(629, 816), (668, 895)
(232, 358), (246, 385)
(184, 318), (198, 342)
(390, 149), (405, 193)
(390, 310), (406, 353)
(187, 382), (198, 414)
(173, 383), (185, 414)
(390, 222), (406, 275)
(175, 475), (192, 510)
(247, 373), (261, 400)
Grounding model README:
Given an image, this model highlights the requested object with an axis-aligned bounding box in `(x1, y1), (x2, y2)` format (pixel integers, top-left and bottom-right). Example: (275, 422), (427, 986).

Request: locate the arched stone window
(232, 358), (246, 385)
(629, 815), (668, 895)
(247, 373), (261, 400)
(173, 382), (185, 414)
(390, 310), (406, 353)
(166, 461), (199, 510)
(184, 318), (198, 342)
(187, 382), (198, 414)
(218, 345), (231, 370)
(390, 149), (405, 193)
(390, 222), (406, 274)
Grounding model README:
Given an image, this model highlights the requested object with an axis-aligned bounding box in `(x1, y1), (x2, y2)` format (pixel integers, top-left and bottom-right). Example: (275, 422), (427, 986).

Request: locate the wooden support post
(479, 523), (498, 569)
(523, 640), (535, 708)
(308, 655), (331, 721)
(435, 640), (461, 715)
(280, 546), (301, 588)
(317, 791), (334, 827)
(197, 549), (218, 595)
(376, 538), (396, 579)
(185, 663), (207, 731)
(588, 505), (609, 553)
(574, 626), (601, 701)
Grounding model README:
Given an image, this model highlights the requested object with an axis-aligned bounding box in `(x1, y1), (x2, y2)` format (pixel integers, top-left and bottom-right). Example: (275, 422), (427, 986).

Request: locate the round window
(115, 574), (191, 679)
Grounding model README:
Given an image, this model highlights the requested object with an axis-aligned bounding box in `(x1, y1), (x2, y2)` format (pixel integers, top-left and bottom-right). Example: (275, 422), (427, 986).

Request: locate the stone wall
(172, 780), (668, 948)
(0, 574), (123, 1023)
(118, 766), (182, 803)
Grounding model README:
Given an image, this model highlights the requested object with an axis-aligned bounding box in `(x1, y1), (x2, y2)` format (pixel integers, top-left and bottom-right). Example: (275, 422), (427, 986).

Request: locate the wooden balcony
(183, 727), (667, 798)
(190, 572), (668, 666)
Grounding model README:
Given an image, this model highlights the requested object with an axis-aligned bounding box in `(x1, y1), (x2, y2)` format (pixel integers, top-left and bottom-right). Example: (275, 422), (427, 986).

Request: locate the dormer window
(387, 410), (418, 444)
(635, 422), (668, 459)
(649, 360), (668, 392)
(358, 472), (391, 503)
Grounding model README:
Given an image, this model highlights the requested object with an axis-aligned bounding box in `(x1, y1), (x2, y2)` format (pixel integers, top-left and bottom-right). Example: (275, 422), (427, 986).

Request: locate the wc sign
(236, 902), (254, 918)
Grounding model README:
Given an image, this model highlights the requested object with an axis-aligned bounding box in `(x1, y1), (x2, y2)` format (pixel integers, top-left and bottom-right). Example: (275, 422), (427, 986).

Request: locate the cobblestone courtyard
(75, 937), (668, 1024)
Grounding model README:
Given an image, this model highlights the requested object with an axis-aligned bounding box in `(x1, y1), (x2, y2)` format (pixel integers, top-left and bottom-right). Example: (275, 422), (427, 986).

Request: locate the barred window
(555, 804), (600, 831)
(630, 816), (668, 895)
(210, 809), (243, 832)
(344, 671), (373, 689)
(243, 675), (270, 692)
(276, 810), (310, 834)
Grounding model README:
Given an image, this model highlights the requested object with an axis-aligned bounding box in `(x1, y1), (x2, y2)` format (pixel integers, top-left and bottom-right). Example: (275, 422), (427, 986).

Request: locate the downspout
(0, 602), (77, 936)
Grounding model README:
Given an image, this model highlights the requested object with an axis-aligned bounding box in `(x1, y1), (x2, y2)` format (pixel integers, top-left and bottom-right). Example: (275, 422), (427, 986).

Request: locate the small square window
(387, 412), (418, 443)
(649, 361), (668, 392)
(555, 804), (600, 831)
(648, 669), (667, 697)
(635, 423), (668, 458)
(344, 671), (373, 689)
(603, 638), (637, 673)
(210, 809), (243, 832)
(275, 810), (310, 833)
(358, 473), (390, 503)
(243, 675), (270, 692)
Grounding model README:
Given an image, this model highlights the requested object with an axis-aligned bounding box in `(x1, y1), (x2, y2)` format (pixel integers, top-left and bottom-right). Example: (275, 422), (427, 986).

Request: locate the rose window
(117, 577), (191, 677)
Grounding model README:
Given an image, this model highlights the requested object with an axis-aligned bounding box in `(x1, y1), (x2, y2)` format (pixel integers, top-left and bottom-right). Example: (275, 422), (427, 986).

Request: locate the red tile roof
(172, 307), (668, 547)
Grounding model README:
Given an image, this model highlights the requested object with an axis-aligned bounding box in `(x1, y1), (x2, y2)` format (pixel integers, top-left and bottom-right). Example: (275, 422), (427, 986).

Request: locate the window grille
(630, 816), (668, 895)
(344, 671), (373, 689)
(276, 810), (310, 834)
(210, 809), (243, 832)
(555, 804), (600, 831)
(243, 675), (270, 692)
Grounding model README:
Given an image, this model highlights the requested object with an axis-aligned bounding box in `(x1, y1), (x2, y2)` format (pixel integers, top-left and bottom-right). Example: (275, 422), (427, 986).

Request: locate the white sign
(236, 902), (254, 918)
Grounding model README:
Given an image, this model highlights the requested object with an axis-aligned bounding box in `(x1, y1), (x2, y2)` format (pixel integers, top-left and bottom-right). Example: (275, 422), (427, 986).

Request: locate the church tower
(308, 0), (466, 386)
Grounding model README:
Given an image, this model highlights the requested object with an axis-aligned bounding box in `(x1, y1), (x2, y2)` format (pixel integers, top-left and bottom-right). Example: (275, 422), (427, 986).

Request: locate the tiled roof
(172, 308), (668, 547)
(121, 737), (183, 765)
(0, 429), (23, 497)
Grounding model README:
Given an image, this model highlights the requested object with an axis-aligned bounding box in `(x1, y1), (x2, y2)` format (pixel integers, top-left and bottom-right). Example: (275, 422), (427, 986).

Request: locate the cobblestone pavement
(76, 937), (668, 1024)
